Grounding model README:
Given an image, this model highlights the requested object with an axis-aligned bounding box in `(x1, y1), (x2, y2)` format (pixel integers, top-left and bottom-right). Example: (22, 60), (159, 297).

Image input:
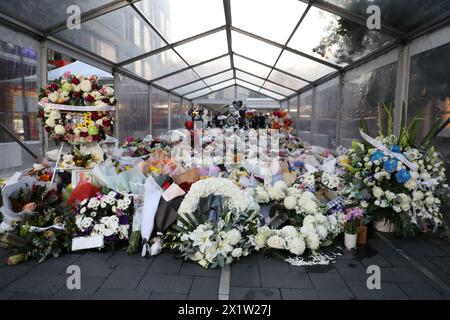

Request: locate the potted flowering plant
(343, 207), (363, 249)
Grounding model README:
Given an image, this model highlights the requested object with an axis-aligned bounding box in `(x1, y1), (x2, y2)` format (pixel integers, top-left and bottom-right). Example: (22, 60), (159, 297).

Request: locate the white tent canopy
(48, 60), (113, 80)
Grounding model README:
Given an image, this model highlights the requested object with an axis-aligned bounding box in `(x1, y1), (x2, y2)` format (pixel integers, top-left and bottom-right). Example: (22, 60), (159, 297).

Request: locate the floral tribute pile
(1, 96), (449, 268)
(38, 72), (116, 144)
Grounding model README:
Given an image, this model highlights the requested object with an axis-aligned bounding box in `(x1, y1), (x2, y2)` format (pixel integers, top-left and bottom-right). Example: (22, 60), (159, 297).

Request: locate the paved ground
(0, 231), (449, 300)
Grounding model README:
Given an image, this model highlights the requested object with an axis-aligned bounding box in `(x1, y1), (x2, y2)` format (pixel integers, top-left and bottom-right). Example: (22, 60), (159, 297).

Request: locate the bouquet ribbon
(39, 102), (116, 112)
(359, 129), (417, 171)
(28, 223), (65, 232)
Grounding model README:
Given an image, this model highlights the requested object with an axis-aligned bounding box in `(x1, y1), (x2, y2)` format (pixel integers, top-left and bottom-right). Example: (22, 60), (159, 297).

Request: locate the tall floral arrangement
(38, 72), (116, 144)
(342, 104), (448, 235)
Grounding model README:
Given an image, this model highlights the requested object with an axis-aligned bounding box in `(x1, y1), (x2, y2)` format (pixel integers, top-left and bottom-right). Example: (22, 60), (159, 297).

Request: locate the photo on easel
(71, 169), (97, 188)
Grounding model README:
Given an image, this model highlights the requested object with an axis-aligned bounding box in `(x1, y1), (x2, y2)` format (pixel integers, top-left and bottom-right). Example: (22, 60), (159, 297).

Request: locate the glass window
(153, 68), (199, 89)
(235, 70), (264, 87)
(231, 31), (282, 66)
(175, 31), (228, 65)
(407, 42), (450, 181)
(136, 0), (225, 43)
(268, 69), (308, 91)
(262, 81), (296, 97)
(276, 50), (336, 81)
(54, 6), (165, 63)
(193, 56), (230, 77)
(234, 55), (272, 79)
(0, 0), (112, 31)
(123, 48), (187, 80)
(230, 0), (308, 44)
(204, 70), (234, 86)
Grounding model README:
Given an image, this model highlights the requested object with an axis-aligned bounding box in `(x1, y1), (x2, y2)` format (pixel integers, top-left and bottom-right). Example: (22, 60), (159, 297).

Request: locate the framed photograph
(71, 169), (97, 188)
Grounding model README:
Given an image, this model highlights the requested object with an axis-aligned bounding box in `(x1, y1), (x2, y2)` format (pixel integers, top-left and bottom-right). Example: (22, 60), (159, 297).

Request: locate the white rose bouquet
(75, 191), (133, 248)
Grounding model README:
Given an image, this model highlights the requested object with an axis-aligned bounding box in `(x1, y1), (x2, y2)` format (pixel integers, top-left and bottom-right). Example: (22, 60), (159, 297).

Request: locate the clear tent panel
(54, 5), (166, 64)
(235, 70), (265, 87)
(231, 31), (282, 66)
(173, 79), (207, 96)
(236, 86), (276, 101)
(193, 56), (230, 78)
(210, 79), (236, 92)
(323, 0), (450, 33)
(185, 87), (212, 100)
(123, 48), (187, 80)
(233, 55), (272, 79)
(262, 81), (296, 97)
(153, 68), (200, 89)
(135, 0), (225, 43)
(196, 85), (236, 100)
(230, 0), (308, 44)
(175, 31), (228, 65)
(236, 80), (263, 94)
(276, 50), (337, 82)
(260, 88), (284, 100)
(204, 70), (234, 86)
(0, 0), (112, 31)
(267, 69), (308, 91)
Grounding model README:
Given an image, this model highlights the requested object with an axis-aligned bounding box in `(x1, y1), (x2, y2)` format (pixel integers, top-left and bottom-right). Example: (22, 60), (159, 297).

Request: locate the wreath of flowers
(38, 72), (116, 144)
(164, 178), (260, 268)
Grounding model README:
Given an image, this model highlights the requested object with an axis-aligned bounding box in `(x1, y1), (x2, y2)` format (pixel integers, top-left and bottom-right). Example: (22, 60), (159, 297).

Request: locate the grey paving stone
(76, 250), (115, 263)
(72, 260), (116, 278)
(233, 255), (259, 265)
(260, 271), (313, 289)
(309, 273), (355, 300)
(258, 256), (290, 272)
(188, 276), (219, 300)
(347, 282), (409, 300)
(8, 292), (52, 300)
(150, 292), (188, 300)
(147, 253), (182, 274)
(288, 264), (306, 273)
(360, 254), (392, 267)
(280, 288), (319, 300)
(428, 257), (450, 274)
(335, 260), (369, 282)
(379, 267), (425, 282)
(336, 251), (356, 260)
(231, 264), (261, 287)
(0, 290), (15, 300)
(3, 274), (66, 294)
(91, 288), (150, 300)
(137, 274), (193, 293)
(107, 250), (154, 266)
(369, 239), (409, 267)
(304, 264), (338, 274)
(180, 262), (220, 278)
(100, 264), (148, 290)
(51, 276), (106, 300)
(397, 282), (446, 300)
(27, 254), (81, 276)
(0, 264), (34, 289)
(230, 287), (281, 300)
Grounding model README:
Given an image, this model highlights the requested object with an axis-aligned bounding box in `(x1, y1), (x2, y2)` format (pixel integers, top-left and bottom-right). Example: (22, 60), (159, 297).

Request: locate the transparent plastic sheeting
(116, 74), (151, 140)
(151, 86), (169, 137)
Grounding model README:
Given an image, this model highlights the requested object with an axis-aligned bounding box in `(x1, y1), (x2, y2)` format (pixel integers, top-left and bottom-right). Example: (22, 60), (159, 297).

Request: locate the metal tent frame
(0, 0), (448, 104)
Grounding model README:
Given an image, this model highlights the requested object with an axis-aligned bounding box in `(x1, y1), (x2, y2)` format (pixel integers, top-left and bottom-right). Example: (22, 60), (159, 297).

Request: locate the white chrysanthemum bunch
(254, 225), (306, 256)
